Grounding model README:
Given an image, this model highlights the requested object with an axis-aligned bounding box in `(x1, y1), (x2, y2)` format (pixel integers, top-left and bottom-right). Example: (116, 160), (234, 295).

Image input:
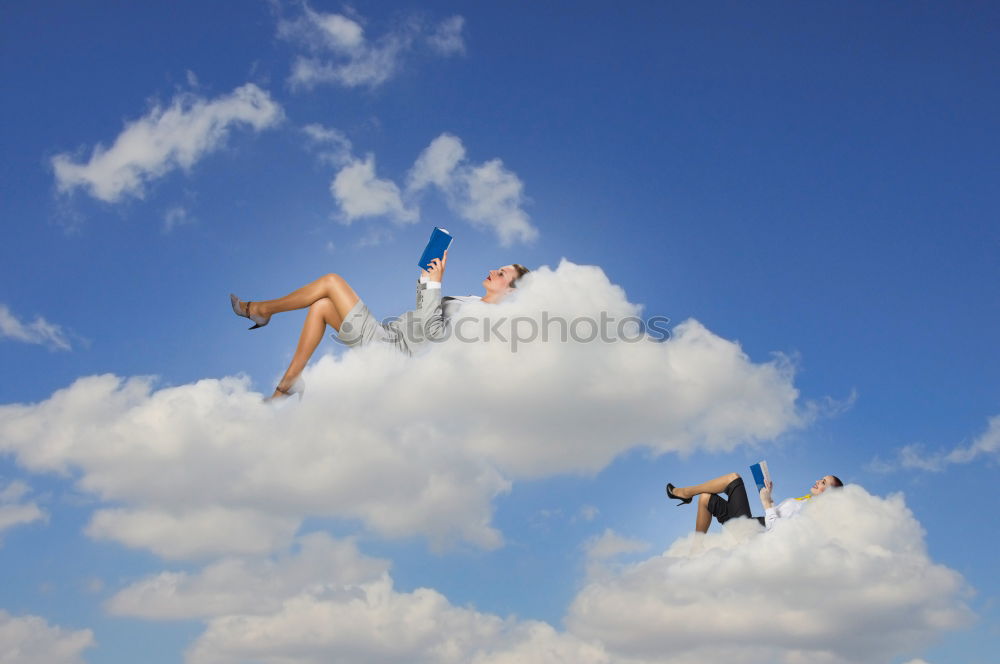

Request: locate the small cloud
(576, 505), (599, 522)
(584, 528), (649, 561)
(869, 414), (1000, 473)
(279, 6), (464, 90)
(302, 123), (353, 167)
(331, 154), (417, 224)
(0, 304), (72, 351)
(0, 479), (47, 541)
(162, 206), (194, 233)
(82, 577), (105, 594)
(354, 227), (393, 248)
(51, 83), (283, 204)
(408, 133), (538, 246)
(426, 16), (466, 55)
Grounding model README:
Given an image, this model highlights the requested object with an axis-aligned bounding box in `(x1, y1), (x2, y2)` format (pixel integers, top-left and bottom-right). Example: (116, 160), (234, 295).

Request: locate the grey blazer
(390, 281), (479, 351)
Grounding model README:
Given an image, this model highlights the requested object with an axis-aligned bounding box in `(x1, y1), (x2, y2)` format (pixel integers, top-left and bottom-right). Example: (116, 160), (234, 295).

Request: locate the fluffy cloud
(110, 532), (607, 664)
(0, 304), (71, 351)
(0, 480), (46, 539)
(331, 154), (418, 223)
(51, 83), (283, 203)
(427, 16), (466, 56)
(567, 486), (972, 664)
(326, 133), (537, 244)
(106, 489), (967, 664)
(870, 413), (1000, 472)
(584, 529), (649, 562)
(279, 6), (465, 89)
(0, 611), (94, 664)
(303, 123), (353, 167)
(408, 134), (538, 246)
(0, 261), (802, 558)
(107, 532), (387, 619)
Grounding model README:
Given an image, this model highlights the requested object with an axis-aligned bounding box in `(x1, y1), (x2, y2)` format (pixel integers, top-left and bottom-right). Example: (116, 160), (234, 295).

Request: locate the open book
(749, 460), (771, 509)
(418, 227), (453, 270)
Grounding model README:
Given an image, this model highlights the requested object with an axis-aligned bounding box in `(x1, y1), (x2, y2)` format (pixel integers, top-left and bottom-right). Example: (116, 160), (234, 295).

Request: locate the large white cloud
(0, 611), (94, 664)
(109, 531), (608, 664)
(105, 489), (968, 664)
(279, 6), (465, 89)
(567, 486), (973, 664)
(0, 304), (71, 351)
(51, 83), (283, 203)
(0, 261), (802, 558)
(408, 134), (538, 246)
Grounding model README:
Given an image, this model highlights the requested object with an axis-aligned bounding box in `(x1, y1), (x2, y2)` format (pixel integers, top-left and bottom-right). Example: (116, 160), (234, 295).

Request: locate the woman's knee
(308, 297), (335, 315)
(321, 273), (345, 289)
(725, 472), (740, 484)
(698, 492), (712, 507)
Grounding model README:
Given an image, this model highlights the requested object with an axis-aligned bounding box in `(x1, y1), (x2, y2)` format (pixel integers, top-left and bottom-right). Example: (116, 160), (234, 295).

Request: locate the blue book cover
(418, 227), (453, 270)
(749, 460), (771, 492)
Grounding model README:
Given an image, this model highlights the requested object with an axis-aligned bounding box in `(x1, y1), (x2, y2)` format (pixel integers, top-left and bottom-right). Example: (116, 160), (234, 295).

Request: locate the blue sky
(1, 2), (998, 662)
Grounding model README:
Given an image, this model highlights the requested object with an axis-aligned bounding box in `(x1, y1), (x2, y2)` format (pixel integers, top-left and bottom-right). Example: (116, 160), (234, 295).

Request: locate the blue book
(418, 227), (453, 270)
(749, 460), (771, 493)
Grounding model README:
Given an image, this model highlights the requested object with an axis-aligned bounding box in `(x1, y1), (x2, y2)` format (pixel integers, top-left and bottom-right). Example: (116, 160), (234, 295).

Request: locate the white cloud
(279, 6), (465, 90)
(0, 261), (803, 557)
(0, 611), (94, 664)
(107, 490), (966, 664)
(86, 506), (300, 560)
(0, 480), (46, 539)
(871, 414), (1000, 473)
(107, 532), (387, 619)
(163, 205), (194, 232)
(302, 123), (353, 167)
(583, 529), (650, 580)
(0, 304), (71, 351)
(111, 532), (607, 664)
(566, 486), (972, 664)
(584, 529), (649, 561)
(427, 16), (466, 55)
(323, 133), (537, 245)
(51, 83), (283, 203)
(331, 154), (418, 223)
(408, 134), (538, 246)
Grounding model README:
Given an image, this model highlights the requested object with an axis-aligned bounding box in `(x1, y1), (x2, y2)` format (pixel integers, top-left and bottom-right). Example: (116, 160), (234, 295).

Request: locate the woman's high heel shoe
(665, 483), (692, 506)
(230, 294), (270, 329)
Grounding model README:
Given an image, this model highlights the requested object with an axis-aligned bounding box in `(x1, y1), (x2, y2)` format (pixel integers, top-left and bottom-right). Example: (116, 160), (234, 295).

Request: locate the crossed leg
(670, 472), (741, 533)
(243, 274), (361, 398)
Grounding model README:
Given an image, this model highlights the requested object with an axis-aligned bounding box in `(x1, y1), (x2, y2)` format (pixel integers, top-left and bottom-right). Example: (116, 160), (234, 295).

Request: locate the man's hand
(760, 480), (774, 509)
(426, 250), (447, 283)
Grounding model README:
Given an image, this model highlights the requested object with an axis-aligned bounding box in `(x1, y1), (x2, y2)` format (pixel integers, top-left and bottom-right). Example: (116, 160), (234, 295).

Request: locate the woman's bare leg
(696, 493), (713, 533)
(670, 472), (740, 501)
(248, 273), (360, 322)
(671, 472), (740, 534)
(270, 297), (344, 399)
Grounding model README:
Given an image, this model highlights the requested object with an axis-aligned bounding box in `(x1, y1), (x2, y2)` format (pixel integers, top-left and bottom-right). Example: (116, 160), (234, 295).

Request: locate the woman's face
(483, 265), (518, 293)
(810, 475), (838, 496)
